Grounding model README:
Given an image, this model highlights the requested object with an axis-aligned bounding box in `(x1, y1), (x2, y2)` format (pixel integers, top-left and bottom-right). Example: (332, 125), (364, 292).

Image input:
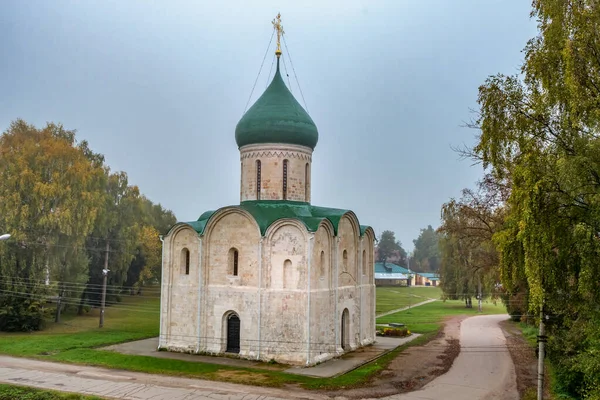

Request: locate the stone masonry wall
(202, 210), (261, 356)
(259, 221), (309, 364)
(239, 143), (312, 202)
(160, 225), (201, 352)
(159, 211), (375, 366)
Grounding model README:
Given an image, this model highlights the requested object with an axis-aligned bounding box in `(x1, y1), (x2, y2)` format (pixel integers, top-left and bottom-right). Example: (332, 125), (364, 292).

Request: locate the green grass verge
(0, 384), (102, 400)
(377, 299), (507, 334)
(375, 286), (442, 315)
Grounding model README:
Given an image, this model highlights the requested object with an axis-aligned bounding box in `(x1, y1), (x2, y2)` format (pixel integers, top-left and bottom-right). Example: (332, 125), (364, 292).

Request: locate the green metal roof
(177, 200), (372, 237)
(235, 59), (318, 149)
(374, 262), (411, 275)
(418, 272), (440, 279)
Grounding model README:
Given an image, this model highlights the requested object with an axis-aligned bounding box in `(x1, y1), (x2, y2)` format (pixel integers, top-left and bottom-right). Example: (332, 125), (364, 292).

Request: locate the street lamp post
(99, 267), (110, 328)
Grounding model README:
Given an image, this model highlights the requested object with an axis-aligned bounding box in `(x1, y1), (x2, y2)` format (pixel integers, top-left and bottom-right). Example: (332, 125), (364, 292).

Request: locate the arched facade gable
(363, 227), (375, 244)
(317, 218), (335, 238)
(203, 207), (261, 287)
(265, 219), (309, 290)
(264, 218), (310, 243)
(313, 219), (334, 288)
(339, 211), (361, 238)
(361, 227), (376, 281)
(166, 223), (198, 245)
(202, 207), (261, 240)
(337, 213), (360, 286)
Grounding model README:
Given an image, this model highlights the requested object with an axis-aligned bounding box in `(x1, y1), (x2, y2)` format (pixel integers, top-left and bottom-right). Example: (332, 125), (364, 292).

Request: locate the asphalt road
(386, 314), (519, 400)
(0, 314), (517, 400)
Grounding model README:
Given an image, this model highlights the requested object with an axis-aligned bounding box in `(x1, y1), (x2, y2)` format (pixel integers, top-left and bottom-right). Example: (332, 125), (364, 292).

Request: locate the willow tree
(472, 1), (600, 396)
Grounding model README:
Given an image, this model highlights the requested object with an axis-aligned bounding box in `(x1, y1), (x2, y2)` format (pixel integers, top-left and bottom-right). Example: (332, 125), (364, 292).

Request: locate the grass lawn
(0, 288), (509, 390)
(0, 384), (102, 399)
(376, 286), (442, 315)
(377, 298), (507, 334)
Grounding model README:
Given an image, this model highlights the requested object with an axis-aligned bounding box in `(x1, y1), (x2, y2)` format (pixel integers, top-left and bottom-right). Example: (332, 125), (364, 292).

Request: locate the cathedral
(159, 16), (376, 366)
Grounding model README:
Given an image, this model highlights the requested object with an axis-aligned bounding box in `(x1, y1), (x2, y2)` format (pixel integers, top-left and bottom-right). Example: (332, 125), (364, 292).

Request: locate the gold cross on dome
(272, 13), (284, 58)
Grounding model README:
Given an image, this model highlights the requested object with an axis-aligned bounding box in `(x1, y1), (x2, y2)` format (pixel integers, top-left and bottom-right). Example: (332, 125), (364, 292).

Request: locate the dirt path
(499, 320), (552, 399)
(388, 315), (518, 400)
(321, 316), (463, 399)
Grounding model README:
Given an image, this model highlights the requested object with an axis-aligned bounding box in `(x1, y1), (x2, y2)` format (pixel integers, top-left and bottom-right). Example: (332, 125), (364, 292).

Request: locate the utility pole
(407, 253), (412, 312)
(99, 240), (110, 328)
(478, 274), (483, 313)
(537, 309), (547, 400)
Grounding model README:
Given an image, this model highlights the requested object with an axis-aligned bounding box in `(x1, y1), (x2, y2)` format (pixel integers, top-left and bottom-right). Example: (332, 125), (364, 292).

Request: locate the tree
(0, 120), (105, 328)
(468, 1), (600, 396)
(412, 225), (440, 272)
(376, 230), (406, 266)
(438, 178), (504, 309)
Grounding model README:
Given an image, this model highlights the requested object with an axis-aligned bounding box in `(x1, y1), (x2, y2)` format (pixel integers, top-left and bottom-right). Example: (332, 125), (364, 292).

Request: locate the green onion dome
(235, 59), (318, 149)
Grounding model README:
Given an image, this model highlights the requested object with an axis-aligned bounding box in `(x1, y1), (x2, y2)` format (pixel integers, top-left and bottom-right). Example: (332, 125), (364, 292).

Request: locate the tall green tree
(470, 1), (600, 396)
(376, 230), (407, 266)
(439, 180), (504, 309)
(412, 225), (440, 272)
(0, 120), (105, 328)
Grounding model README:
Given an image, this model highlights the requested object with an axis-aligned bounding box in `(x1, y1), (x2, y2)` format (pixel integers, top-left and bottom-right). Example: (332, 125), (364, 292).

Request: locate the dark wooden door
(226, 314), (240, 353)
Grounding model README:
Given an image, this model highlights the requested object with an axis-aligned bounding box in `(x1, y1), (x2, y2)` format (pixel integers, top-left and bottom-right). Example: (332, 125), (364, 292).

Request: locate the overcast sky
(1, 1), (537, 250)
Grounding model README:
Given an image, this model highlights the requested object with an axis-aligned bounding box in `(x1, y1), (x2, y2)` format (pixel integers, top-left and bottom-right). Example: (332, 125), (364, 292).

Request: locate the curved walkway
(376, 299), (437, 318)
(387, 314), (518, 400)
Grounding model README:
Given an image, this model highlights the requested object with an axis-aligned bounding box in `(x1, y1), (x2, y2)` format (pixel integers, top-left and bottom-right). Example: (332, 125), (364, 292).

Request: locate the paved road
(0, 356), (326, 400)
(0, 314), (517, 400)
(387, 314), (518, 400)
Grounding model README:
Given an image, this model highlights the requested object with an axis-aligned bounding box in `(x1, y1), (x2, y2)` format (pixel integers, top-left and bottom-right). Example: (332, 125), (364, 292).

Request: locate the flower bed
(376, 327), (411, 337)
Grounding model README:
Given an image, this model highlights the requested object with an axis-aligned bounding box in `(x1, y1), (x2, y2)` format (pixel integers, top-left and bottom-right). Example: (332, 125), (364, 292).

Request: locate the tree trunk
(466, 296), (472, 308)
(54, 287), (64, 323)
(478, 275), (483, 313)
(77, 284), (88, 315)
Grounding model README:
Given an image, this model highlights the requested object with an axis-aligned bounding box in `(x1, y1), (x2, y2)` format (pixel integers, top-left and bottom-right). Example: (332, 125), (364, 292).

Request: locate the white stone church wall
(259, 220), (309, 364)
(201, 209), (261, 356)
(160, 225), (201, 352)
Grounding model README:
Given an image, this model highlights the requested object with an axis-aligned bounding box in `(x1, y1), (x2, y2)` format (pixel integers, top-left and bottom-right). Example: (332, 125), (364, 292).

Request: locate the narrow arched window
(305, 163), (309, 202)
(343, 250), (348, 272)
(233, 250), (238, 276)
(256, 160), (261, 200)
(319, 250), (325, 278)
(362, 250), (367, 276)
(284, 259), (293, 288)
(228, 248), (239, 276)
(283, 159), (288, 200)
(181, 248), (190, 275)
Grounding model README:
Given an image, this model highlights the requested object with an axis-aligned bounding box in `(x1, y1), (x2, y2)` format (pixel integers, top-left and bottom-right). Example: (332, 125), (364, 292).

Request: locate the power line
(243, 28), (275, 114)
(282, 35), (309, 113)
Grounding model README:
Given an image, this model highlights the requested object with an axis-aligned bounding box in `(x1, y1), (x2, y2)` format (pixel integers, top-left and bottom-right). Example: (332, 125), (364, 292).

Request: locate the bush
(0, 292), (47, 332)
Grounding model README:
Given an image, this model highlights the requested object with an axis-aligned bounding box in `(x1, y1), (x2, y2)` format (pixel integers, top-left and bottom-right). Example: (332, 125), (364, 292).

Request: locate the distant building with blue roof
(374, 262), (411, 286)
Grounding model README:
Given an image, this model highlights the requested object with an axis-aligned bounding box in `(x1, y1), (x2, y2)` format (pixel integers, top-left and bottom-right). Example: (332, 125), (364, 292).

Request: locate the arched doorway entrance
(226, 313), (240, 353)
(341, 308), (350, 350)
